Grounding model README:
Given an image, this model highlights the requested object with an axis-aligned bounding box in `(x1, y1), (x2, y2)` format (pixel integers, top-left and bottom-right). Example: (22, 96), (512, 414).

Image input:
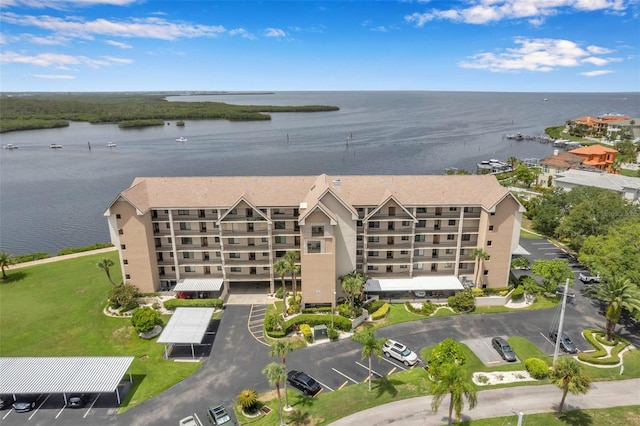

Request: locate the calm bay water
(1, 91), (638, 255)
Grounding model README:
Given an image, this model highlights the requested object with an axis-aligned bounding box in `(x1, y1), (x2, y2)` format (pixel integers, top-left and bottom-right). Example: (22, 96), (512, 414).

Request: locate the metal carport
(364, 276), (465, 292)
(0, 356), (134, 405)
(157, 307), (215, 359)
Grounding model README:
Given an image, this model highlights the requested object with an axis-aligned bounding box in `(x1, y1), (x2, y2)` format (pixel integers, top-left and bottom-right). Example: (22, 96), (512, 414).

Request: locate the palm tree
(340, 270), (367, 317)
(352, 328), (385, 391)
(97, 258), (116, 286)
(263, 362), (287, 426)
(0, 251), (16, 280)
(283, 251), (300, 300)
(586, 277), (640, 341)
(270, 340), (293, 411)
(471, 248), (490, 288)
(549, 357), (591, 418)
(273, 258), (289, 317)
(430, 363), (478, 426)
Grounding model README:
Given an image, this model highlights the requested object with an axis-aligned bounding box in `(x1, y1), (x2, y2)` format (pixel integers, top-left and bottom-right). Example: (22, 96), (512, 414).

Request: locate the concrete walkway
(330, 377), (640, 425)
(8, 246), (117, 269)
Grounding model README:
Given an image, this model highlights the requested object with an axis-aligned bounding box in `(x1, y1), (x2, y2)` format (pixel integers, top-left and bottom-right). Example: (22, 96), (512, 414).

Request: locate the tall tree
(531, 259), (574, 293)
(0, 251), (16, 280)
(430, 363), (478, 426)
(585, 277), (640, 341)
(270, 340), (293, 411)
(549, 357), (591, 418)
(282, 251), (300, 300)
(471, 248), (490, 288)
(273, 258), (289, 317)
(97, 258), (116, 286)
(340, 270), (367, 317)
(263, 362), (287, 426)
(352, 328), (385, 391)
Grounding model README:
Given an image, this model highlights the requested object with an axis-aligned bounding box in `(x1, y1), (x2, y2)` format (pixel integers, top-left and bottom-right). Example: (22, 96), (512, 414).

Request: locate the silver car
(383, 339), (419, 366)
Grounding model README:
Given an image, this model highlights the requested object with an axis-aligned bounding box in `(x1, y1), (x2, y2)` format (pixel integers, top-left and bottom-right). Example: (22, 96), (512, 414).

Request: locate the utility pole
(553, 278), (570, 365)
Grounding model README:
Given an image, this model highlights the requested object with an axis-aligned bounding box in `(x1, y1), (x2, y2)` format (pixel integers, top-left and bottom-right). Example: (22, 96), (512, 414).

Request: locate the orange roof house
(569, 145), (618, 173)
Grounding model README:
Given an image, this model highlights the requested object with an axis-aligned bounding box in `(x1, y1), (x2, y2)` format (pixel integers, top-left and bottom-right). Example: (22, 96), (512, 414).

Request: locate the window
(215, 237), (220, 243)
(275, 221), (286, 230)
(262, 237), (269, 243)
(229, 208), (237, 215)
(368, 251), (379, 257)
(357, 207), (365, 213)
(414, 235), (425, 242)
(401, 236), (409, 241)
(487, 240), (492, 246)
(402, 221), (411, 226)
(178, 210), (189, 216)
(490, 212), (496, 216)
(368, 236), (379, 243)
(307, 241), (321, 253)
(400, 265), (408, 269)
(166, 223), (171, 229)
(199, 210), (205, 218)
(183, 252), (194, 259)
(272, 208), (283, 215)
(118, 229), (123, 235)
(447, 234), (455, 240)
(125, 274), (131, 280)
(230, 267), (241, 273)
(276, 251), (285, 258)
(401, 250), (409, 255)
(311, 225), (324, 236)
(229, 253), (240, 259)
(357, 220), (363, 227)
(417, 220), (426, 228)
(367, 265), (379, 271)
(445, 248), (454, 254)
(201, 237), (208, 246)
(123, 259), (128, 265)
(448, 220), (456, 226)
(181, 237), (192, 245)
(116, 214), (121, 219)
(275, 236), (286, 244)
(464, 207), (472, 213)
(357, 235), (363, 241)
(228, 238), (239, 244)
(416, 207), (426, 214)
(445, 263), (454, 269)
(449, 207), (458, 212)
(483, 269), (489, 275)
(356, 250), (363, 256)
(368, 221), (380, 229)
(185, 266), (195, 273)
(462, 234), (471, 241)
(216, 252), (221, 257)
(388, 207), (396, 216)
(414, 249), (424, 256)
(159, 267), (165, 276)
(217, 266), (222, 271)
(179, 222), (191, 230)
(246, 208), (253, 217)
(121, 244), (126, 250)
(489, 225), (494, 231)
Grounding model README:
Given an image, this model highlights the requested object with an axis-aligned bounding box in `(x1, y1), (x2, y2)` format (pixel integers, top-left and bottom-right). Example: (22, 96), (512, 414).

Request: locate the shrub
(525, 358), (549, 379)
(163, 298), (223, 310)
(511, 286), (525, 301)
(450, 289), (475, 312)
(287, 303), (300, 315)
(275, 286), (284, 299)
(405, 301), (436, 316)
(284, 313), (351, 333)
(264, 313), (283, 332)
(301, 307), (333, 314)
(108, 284), (140, 311)
(471, 288), (484, 297)
(371, 303), (390, 320)
(237, 389), (258, 413)
(365, 300), (386, 314)
(14, 252), (50, 263)
(57, 243), (113, 256)
(299, 324), (313, 342)
(327, 327), (339, 341)
(447, 296), (456, 307)
(336, 303), (351, 318)
(131, 306), (162, 333)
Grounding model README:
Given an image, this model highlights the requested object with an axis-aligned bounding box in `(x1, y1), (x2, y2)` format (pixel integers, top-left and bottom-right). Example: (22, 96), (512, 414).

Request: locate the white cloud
(371, 26), (390, 32)
(101, 55), (132, 64)
(5, 0), (137, 9)
(0, 12), (227, 41)
(33, 74), (75, 79)
(459, 37), (616, 72)
(0, 50), (126, 69)
(587, 45), (613, 54)
(105, 40), (132, 49)
(406, 0), (627, 26)
(264, 28), (286, 38)
(22, 34), (70, 45)
(228, 28), (256, 40)
(580, 69), (613, 76)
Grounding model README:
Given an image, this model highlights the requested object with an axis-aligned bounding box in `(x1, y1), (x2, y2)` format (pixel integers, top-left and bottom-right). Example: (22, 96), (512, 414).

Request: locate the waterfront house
(568, 144), (618, 173)
(555, 169), (640, 203)
(538, 150), (597, 187)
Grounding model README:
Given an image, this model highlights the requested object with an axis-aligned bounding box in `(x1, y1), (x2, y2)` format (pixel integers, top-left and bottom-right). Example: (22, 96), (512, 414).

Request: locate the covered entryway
(157, 307), (216, 360)
(0, 356), (134, 405)
(364, 276), (465, 302)
(226, 281), (272, 305)
(173, 278), (225, 300)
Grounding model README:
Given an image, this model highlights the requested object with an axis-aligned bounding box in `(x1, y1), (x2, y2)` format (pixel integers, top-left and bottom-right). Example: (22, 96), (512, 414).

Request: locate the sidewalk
(329, 378), (640, 425)
(8, 246), (117, 269)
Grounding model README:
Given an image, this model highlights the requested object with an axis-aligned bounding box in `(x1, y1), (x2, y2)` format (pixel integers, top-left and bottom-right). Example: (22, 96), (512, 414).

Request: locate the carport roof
(174, 278), (223, 292)
(364, 276), (464, 292)
(0, 356), (134, 394)
(157, 307), (215, 344)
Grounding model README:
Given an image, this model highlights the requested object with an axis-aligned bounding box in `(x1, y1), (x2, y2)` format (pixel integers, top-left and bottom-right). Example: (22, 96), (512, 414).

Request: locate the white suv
(382, 339), (419, 366)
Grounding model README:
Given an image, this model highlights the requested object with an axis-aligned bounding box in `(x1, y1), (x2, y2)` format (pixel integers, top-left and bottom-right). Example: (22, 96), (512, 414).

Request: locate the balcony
(224, 258), (272, 267)
(365, 257), (412, 265)
(219, 228), (270, 238)
(365, 227), (413, 236)
(366, 241), (413, 250)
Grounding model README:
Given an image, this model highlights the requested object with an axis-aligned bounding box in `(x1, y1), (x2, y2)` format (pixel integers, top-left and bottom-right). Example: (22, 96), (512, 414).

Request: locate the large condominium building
(105, 174), (524, 307)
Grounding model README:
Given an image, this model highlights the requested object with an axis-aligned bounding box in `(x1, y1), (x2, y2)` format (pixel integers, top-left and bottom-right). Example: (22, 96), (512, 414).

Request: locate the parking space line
(387, 366), (397, 375)
(355, 361), (383, 378)
(2, 410), (12, 420)
(55, 404), (66, 419)
(315, 379), (333, 392)
(29, 394), (50, 420)
(381, 357), (407, 371)
(332, 368), (358, 383)
(84, 394), (99, 418)
(338, 380), (349, 390)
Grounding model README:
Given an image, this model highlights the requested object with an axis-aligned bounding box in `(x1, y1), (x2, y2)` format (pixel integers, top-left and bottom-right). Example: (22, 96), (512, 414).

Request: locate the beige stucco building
(104, 174), (523, 307)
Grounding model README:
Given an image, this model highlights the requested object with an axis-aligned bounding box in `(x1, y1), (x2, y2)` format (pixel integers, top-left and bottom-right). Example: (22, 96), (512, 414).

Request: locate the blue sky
(1, 0), (639, 92)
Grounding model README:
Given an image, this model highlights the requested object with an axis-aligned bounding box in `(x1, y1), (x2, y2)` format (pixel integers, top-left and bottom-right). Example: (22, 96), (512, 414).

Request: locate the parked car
(287, 370), (322, 396)
(12, 395), (38, 413)
(579, 272), (600, 283)
(206, 404), (233, 425)
(67, 394), (90, 408)
(549, 331), (578, 354)
(0, 395), (15, 410)
(382, 339), (419, 366)
(413, 290), (426, 298)
(491, 337), (517, 362)
(180, 413), (203, 426)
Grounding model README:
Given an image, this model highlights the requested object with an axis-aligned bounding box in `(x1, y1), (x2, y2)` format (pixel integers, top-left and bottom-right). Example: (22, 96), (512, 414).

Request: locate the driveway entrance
(226, 281), (272, 305)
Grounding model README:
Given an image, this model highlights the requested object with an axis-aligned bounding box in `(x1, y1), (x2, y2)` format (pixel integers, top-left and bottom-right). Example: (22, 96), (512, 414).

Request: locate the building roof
(540, 152), (585, 169)
(569, 145), (618, 155)
(174, 278), (224, 292)
(108, 174), (515, 214)
(157, 307), (215, 345)
(555, 169), (640, 193)
(0, 357), (134, 394)
(364, 276), (464, 292)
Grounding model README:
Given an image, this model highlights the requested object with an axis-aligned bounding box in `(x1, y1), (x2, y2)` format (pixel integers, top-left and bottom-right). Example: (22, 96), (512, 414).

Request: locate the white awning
(173, 278), (223, 292)
(364, 276), (464, 292)
(512, 245), (531, 256)
(157, 307), (215, 344)
(0, 357), (134, 394)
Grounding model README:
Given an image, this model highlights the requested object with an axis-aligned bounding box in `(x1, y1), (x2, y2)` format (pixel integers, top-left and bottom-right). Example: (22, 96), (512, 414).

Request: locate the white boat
(106, 142), (117, 148)
(49, 144), (63, 149)
(2, 144), (18, 150)
(176, 137), (188, 143)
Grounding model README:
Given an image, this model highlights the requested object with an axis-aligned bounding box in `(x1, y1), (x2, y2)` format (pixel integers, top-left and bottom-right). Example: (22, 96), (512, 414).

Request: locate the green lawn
(0, 252), (200, 411)
(455, 405), (640, 425)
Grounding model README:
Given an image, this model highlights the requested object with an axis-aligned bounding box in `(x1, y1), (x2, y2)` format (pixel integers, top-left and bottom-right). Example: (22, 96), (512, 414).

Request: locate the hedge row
(284, 313), (351, 333)
(57, 243), (113, 256)
(365, 300), (387, 314)
(302, 307), (333, 314)
(163, 298), (223, 310)
(299, 324), (313, 343)
(371, 303), (390, 321)
(578, 329), (630, 365)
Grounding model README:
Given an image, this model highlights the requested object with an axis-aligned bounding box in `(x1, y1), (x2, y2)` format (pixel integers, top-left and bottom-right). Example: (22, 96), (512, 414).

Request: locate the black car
(13, 395), (38, 413)
(549, 331), (578, 354)
(491, 337), (517, 362)
(0, 395), (15, 410)
(67, 394), (90, 408)
(287, 370), (321, 396)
